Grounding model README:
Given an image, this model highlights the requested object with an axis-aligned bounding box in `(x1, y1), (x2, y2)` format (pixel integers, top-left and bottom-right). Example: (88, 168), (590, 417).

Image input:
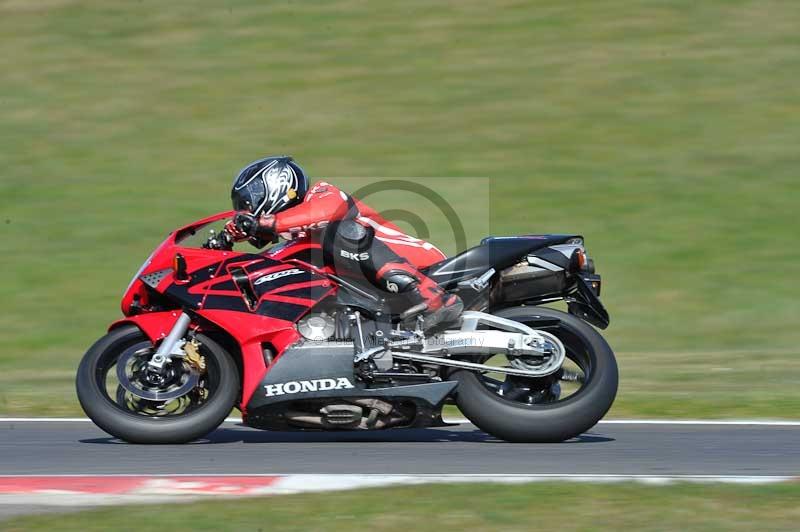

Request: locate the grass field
(1, 0), (799, 417)
(4, 482), (800, 531)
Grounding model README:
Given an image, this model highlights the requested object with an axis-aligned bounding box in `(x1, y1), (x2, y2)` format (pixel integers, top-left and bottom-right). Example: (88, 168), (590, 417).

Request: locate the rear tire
(76, 326), (239, 444)
(453, 307), (618, 443)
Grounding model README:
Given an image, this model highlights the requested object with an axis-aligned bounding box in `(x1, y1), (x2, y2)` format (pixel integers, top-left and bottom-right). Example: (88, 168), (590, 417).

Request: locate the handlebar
(202, 228), (235, 251)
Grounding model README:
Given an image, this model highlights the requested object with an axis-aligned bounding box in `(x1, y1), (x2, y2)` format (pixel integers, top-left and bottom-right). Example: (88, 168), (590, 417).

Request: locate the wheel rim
(476, 324), (594, 407)
(95, 338), (222, 418)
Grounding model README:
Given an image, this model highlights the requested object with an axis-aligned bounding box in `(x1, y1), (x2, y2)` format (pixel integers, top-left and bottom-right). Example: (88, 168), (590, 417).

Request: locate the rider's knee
(380, 270), (419, 294)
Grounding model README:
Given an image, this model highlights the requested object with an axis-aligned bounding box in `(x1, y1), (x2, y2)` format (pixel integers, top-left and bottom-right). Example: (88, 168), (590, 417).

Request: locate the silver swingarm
(384, 311), (567, 378)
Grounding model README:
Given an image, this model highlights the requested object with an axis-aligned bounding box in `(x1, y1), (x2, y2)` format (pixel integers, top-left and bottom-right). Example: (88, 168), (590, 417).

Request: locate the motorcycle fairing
(199, 309), (301, 412)
(109, 311), (182, 342)
(244, 340), (457, 430)
(267, 238), (327, 266)
(111, 308), (303, 412)
(114, 212), (338, 411)
(121, 211), (235, 314)
(138, 251), (331, 319)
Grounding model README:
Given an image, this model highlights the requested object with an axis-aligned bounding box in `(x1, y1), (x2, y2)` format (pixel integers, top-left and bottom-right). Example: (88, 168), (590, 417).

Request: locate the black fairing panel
(422, 235), (579, 288)
(244, 342), (457, 430)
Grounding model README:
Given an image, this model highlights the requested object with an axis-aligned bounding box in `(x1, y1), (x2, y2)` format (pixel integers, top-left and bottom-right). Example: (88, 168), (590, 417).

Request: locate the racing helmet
(230, 156), (309, 216)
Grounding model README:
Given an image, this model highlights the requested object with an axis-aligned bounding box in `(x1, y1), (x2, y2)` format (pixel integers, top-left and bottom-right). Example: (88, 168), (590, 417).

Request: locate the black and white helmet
(231, 156), (309, 216)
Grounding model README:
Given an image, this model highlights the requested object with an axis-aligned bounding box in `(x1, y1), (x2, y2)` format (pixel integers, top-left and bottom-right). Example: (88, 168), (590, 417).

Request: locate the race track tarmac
(1, 420), (798, 476)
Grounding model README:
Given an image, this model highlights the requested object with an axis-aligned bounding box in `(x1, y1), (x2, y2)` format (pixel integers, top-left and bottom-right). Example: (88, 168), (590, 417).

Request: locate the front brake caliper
(183, 339), (207, 373)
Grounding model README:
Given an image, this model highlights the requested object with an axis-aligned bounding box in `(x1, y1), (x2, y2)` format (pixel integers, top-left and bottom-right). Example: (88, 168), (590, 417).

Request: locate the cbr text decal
(253, 268), (305, 285)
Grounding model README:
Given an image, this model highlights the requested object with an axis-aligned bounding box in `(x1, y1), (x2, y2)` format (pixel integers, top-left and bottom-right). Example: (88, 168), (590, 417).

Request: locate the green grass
(1, 0), (799, 417)
(4, 482), (800, 531)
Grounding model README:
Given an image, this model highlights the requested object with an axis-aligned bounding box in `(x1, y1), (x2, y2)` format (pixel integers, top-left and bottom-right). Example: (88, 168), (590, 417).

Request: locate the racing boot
(381, 269), (464, 333)
(419, 291), (464, 333)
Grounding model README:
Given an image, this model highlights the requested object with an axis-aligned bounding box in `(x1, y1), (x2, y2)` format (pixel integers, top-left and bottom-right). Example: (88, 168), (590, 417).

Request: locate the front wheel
(453, 307), (618, 443)
(76, 325), (239, 444)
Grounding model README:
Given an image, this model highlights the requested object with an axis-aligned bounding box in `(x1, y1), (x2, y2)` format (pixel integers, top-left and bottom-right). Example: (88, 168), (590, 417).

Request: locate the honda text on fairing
(76, 213), (618, 443)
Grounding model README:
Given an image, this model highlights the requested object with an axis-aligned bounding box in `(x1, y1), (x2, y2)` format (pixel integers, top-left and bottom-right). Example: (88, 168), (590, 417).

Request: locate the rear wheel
(76, 325), (238, 444)
(453, 307), (618, 443)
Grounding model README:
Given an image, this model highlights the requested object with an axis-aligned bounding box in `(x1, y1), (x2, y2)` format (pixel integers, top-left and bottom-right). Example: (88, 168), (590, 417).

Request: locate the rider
(225, 156), (463, 332)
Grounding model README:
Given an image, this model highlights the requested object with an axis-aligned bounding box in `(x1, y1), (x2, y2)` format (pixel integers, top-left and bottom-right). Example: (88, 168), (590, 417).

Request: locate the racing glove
(225, 212), (258, 241)
(225, 213), (278, 245)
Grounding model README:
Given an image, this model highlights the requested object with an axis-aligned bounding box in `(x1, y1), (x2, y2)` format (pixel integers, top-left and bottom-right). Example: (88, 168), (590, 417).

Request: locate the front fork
(147, 312), (192, 372)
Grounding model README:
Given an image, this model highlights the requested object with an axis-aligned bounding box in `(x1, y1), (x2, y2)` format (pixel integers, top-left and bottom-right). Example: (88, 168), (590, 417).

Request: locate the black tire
(453, 307), (618, 443)
(76, 325), (239, 444)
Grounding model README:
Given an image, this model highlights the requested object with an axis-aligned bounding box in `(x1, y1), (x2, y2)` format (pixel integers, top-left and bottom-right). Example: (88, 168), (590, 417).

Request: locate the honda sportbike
(76, 212), (618, 443)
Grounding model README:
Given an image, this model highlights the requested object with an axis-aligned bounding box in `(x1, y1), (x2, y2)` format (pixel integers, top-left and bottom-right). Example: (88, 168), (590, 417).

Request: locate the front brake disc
(116, 345), (199, 401)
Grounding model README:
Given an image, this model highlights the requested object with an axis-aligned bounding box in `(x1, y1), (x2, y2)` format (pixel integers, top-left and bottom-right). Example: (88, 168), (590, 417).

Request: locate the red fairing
(109, 311), (182, 342)
(113, 211), (335, 413)
(121, 211), (237, 316)
(111, 310), (301, 411)
(196, 310), (301, 410)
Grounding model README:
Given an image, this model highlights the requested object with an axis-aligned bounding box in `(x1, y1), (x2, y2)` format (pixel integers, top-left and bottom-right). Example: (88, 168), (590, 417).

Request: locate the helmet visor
(232, 174), (267, 214)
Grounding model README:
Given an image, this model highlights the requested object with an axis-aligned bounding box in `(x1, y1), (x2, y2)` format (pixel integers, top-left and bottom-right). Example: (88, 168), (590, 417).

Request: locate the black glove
(233, 212), (258, 237)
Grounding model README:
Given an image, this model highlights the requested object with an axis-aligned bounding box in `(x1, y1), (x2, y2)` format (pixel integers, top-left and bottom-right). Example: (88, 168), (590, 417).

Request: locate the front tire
(76, 325), (239, 444)
(453, 307), (618, 443)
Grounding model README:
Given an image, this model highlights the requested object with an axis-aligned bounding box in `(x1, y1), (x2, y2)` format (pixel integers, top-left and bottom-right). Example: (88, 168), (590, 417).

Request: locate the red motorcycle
(76, 212), (617, 443)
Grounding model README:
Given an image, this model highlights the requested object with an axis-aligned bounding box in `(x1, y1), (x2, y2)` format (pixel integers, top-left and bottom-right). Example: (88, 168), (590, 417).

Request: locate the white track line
(0, 417), (243, 423)
(2, 417), (800, 426)
(0, 474), (798, 506)
(2, 474), (795, 511)
(267, 473), (798, 487)
(0, 473), (794, 483)
(598, 419), (800, 426)
(444, 418), (800, 426)
(0, 474), (796, 515)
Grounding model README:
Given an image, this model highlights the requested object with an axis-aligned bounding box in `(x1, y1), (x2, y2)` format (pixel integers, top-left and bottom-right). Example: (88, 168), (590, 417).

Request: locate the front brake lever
(219, 230), (235, 250)
(203, 229), (235, 251)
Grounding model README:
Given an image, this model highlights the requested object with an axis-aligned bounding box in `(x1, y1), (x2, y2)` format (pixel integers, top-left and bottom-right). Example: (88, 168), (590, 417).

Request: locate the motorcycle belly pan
(245, 342), (457, 426)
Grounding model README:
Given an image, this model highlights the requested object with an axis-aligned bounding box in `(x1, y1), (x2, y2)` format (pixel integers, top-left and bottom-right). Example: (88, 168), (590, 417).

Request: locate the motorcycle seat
(421, 235), (579, 288)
